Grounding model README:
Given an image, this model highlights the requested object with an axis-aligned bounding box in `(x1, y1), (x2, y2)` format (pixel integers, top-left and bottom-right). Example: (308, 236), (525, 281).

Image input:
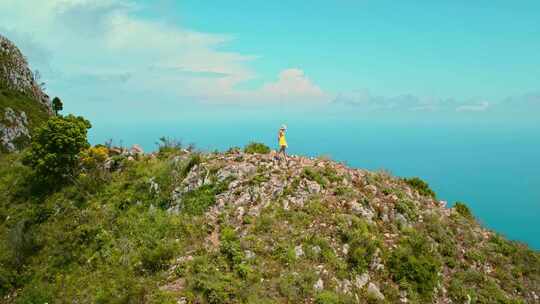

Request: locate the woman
(278, 125), (288, 160)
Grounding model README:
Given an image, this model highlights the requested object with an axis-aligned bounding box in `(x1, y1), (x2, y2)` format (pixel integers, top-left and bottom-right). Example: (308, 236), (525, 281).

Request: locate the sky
(0, 0), (539, 123)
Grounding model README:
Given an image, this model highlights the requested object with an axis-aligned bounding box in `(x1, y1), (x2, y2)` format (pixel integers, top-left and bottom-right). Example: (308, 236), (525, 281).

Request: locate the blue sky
(1, 0), (539, 123)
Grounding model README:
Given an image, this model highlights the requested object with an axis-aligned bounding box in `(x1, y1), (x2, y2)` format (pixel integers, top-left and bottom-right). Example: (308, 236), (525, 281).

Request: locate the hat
(280, 124), (287, 130)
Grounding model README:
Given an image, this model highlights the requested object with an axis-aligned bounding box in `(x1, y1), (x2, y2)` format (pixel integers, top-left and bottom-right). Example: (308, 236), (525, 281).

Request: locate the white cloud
(456, 101), (489, 112)
(260, 69), (324, 98)
(0, 0), (326, 106)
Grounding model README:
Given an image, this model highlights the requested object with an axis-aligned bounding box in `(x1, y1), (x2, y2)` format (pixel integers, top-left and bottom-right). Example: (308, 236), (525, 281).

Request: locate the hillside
(0, 34), (52, 152)
(1, 144), (538, 304)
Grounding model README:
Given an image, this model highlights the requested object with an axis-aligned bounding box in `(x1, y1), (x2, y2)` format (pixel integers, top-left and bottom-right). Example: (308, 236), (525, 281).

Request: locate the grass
(244, 142), (271, 154)
(0, 88), (50, 134)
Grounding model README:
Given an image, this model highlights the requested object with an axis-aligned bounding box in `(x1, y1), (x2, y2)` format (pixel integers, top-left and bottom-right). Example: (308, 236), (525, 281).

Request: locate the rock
(236, 206), (245, 221)
(339, 279), (352, 294)
(354, 272), (369, 289)
(306, 180), (321, 194)
(0, 108), (30, 152)
(149, 177), (160, 194)
(342, 244), (349, 255)
(294, 245), (304, 258)
(367, 282), (385, 300)
(350, 201), (375, 222)
(109, 147), (122, 155)
(312, 245), (321, 255)
(130, 144), (144, 155)
(245, 250), (255, 259)
(177, 298), (187, 304)
(282, 200), (290, 211)
(395, 213), (410, 228)
(0, 34), (52, 111)
(313, 278), (324, 291)
(365, 184), (378, 195)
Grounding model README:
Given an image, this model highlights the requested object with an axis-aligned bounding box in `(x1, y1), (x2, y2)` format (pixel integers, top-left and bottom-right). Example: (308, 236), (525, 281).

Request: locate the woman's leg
(280, 145), (287, 161)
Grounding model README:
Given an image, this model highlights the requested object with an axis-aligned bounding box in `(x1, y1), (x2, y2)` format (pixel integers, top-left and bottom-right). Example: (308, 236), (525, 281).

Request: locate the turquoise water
(89, 117), (540, 249)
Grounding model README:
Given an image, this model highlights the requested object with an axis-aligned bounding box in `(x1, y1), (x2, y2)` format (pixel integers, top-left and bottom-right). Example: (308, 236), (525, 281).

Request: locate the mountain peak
(0, 34), (50, 110)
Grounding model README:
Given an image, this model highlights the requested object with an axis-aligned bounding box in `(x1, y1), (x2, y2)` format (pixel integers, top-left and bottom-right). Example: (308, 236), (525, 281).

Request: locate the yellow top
(279, 131), (288, 147)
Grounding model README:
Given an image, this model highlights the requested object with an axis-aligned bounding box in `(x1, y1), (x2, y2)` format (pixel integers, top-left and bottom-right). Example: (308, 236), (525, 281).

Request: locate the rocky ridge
(148, 149), (539, 303)
(0, 34), (53, 152)
(0, 34), (51, 110)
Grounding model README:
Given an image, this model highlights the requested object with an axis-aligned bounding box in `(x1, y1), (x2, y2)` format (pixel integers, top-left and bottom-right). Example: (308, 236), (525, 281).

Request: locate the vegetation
(0, 116), (538, 303)
(51, 96), (63, 115)
(403, 177), (436, 198)
(388, 231), (441, 301)
(22, 114), (91, 184)
(454, 201), (473, 219)
(0, 88), (50, 133)
(244, 142), (270, 154)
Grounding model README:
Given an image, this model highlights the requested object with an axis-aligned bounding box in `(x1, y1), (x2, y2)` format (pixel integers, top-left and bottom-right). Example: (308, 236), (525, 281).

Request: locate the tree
(52, 97), (63, 115)
(23, 115), (92, 183)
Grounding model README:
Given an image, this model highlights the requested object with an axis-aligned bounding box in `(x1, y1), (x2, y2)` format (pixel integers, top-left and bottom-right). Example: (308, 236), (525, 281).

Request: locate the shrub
(303, 167), (327, 187)
(220, 226), (245, 267)
(395, 200), (418, 221)
(52, 96), (63, 115)
(244, 142), (270, 154)
(80, 146), (109, 170)
(156, 136), (182, 155)
(190, 257), (239, 304)
(140, 242), (176, 273)
(315, 291), (342, 304)
(180, 154), (202, 177)
(388, 231), (441, 300)
(340, 218), (378, 273)
(454, 202), (473, 219)
(22, 115), (91, 183)
(403, 177), (436, 199)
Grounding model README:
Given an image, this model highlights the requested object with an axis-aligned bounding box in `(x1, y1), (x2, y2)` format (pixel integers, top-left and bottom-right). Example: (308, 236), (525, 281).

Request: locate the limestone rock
(0, 107), (30, 152)
(367, 282), (385, 300)
(0, 34), (52, 112)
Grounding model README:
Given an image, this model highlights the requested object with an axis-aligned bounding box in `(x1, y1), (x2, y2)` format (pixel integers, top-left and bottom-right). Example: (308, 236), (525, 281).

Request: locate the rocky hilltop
(1, 144), (538, 303)
(0, 34), (52, 152)
(0, 34), (51, 107)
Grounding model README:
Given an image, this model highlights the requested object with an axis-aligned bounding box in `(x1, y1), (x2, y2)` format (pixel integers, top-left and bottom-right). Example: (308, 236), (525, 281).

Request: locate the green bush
(340, 218), (378, 273)
(190, 256), (239, 304)
(22, 114), (91, 183)
(140, 242), (176, 273)
(220, 226), (245, 267)
(156, 136), (182, 155)
(315, 291), (342, 304)
(52, 96), (63, 115)
(454, 202), (473, 219)
(180, 179), (230, 215)
(244, 142), (271, 154)
(181, 153), (202, 177)
(395, 200), (418, 221)
(388, 231), (441, 300)
(303, 167), (327, 187)
(403, 177), (436, 199)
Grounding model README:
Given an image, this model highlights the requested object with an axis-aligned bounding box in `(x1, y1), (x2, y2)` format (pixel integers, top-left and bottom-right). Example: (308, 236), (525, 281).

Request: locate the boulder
(367, 282), (385, 301)
(130, 144), (144, 155)
(313, 278), (324, 291)
(354, 272), (369, 289)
